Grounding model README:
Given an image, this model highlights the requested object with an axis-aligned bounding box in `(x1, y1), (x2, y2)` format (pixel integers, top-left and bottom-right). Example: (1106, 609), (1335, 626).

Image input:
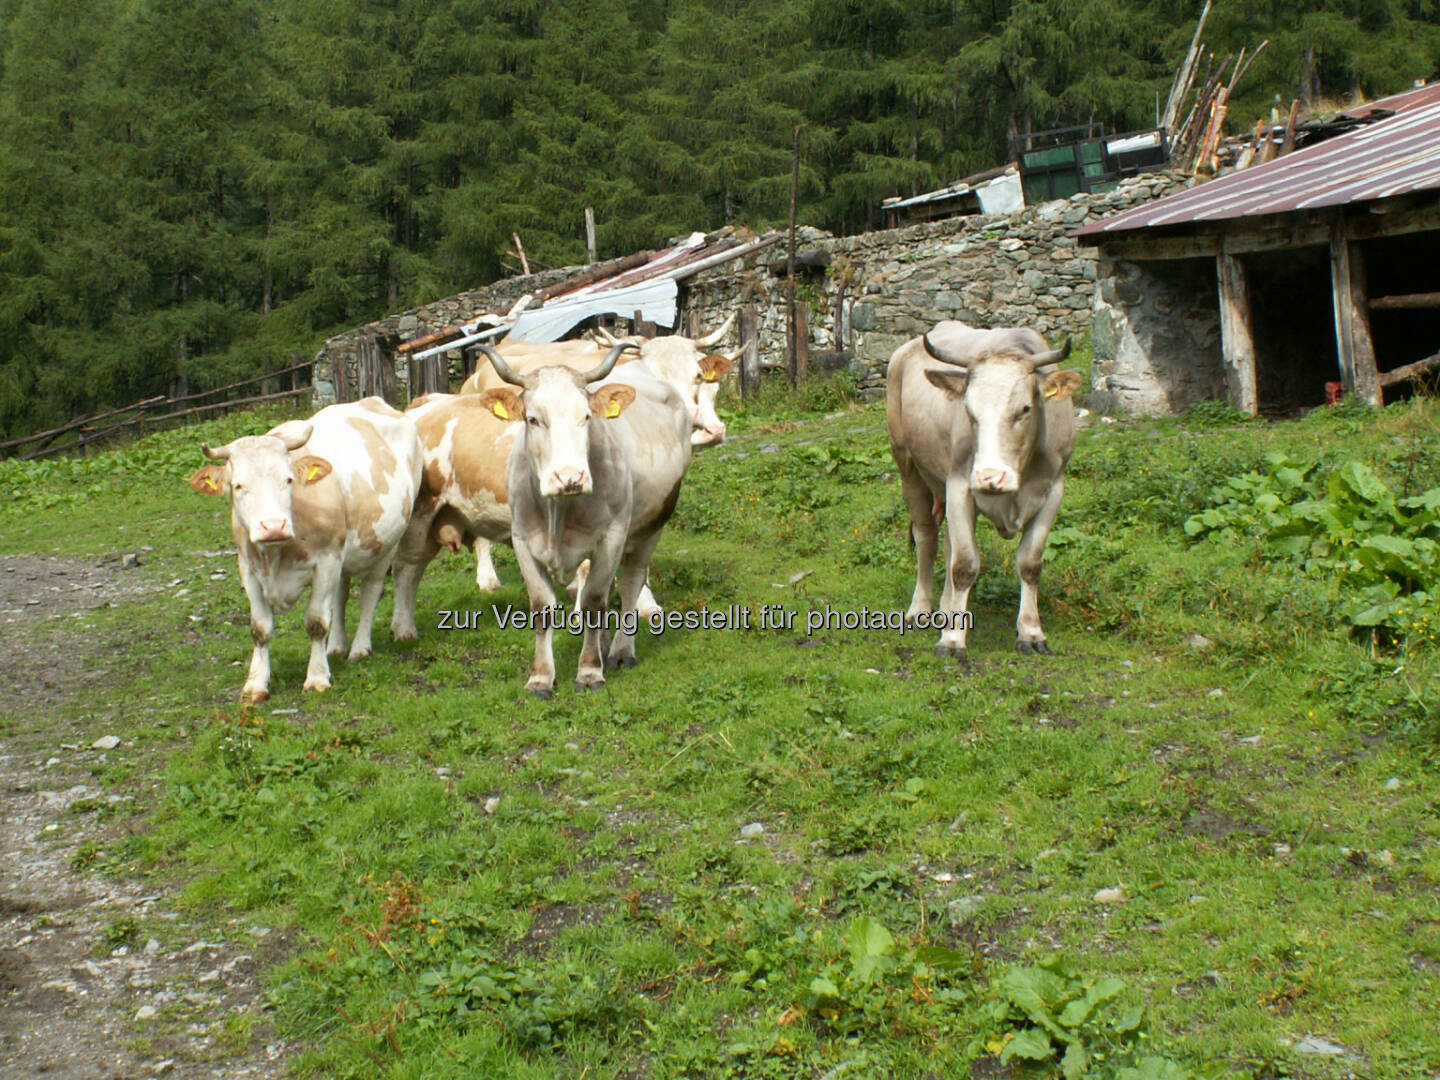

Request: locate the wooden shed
(1075, 84), (1440, 416)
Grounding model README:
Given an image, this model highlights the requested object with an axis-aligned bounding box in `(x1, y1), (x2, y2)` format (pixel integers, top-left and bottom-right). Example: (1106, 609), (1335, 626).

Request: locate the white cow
(887, 321), (1079, 658)
(475, 344), (693, 697)
(189, 398), (423, 701)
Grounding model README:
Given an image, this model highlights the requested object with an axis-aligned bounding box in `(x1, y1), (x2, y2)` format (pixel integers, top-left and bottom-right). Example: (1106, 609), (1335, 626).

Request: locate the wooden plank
(537, 250), (652, 302)
(738, 305), (759, 399)
(1280, 98), (1301, 156)
(1216, 249), (1258, 415)
(1161, 0), (1212, 133)
(396, 328), (464, 355)
(1346, 235), (1381, 405)
(584, 207), (597, 265)
(1085, 232), (1221, 262)
(1329, 219), (1381, 405)
(794, 301), (809, 383)
(1378, 350), (1440, 389)
(1368, 291), (1440, 311)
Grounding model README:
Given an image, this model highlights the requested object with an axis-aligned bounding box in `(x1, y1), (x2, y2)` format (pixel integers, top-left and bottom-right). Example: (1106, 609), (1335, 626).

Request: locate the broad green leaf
(1061, 1038), (1089, 1080)
(999, 1026), (1053, 1063)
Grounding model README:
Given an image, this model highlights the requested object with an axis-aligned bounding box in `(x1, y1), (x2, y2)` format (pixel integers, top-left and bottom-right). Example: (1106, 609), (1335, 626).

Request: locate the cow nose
(550, 468), (589, 495)
(691, 422), (726, 447)
(255, 518), (292, 543)
(972, 469), (1013, 493)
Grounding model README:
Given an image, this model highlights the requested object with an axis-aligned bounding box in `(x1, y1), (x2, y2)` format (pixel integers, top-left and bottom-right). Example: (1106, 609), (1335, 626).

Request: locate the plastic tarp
(506, 276), (678, 343)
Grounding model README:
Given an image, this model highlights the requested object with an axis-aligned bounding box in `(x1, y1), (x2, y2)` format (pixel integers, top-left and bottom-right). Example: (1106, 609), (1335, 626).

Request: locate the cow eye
(526, 416), (538, 426)
(285, 476), (294, 485)
(233, 482), (244, 492)
(1019, 404), (1032, 416)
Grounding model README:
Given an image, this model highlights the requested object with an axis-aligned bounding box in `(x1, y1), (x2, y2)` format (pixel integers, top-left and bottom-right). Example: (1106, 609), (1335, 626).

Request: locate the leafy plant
(984, 957), (1209, 1080)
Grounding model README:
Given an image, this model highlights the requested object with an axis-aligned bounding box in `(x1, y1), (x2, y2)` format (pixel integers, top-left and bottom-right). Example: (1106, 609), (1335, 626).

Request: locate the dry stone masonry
(313, 171), (1191, 411)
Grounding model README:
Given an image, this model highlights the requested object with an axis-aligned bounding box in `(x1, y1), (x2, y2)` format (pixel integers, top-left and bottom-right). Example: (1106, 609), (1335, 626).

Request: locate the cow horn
(922, 332), (976, 369)
(581, 342), (637, 384)
(201, 442), (230, 461)
(593, 325), (621, 347)
(694, 311), (737, 348)
(267, 421), (314, 452)
(1023, 336), (1072, 370)
(477, 344), (534, 389)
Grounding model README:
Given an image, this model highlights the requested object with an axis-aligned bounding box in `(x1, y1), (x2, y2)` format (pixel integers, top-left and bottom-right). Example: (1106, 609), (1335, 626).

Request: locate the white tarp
(976, 171), (1024, 214)
(506, 276), (679, 343)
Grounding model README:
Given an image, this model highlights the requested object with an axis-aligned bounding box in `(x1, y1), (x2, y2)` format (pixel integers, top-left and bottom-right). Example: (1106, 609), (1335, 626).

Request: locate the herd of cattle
(189, 317), (1081, 701)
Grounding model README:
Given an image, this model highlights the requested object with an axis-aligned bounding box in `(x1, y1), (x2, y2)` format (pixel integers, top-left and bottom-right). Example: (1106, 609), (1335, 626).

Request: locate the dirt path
(0, 555), (293, 1080)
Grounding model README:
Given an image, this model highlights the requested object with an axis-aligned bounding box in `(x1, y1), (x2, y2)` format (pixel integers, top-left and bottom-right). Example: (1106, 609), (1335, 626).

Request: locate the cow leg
(303, 564), (340, 693)
(936, 481), (979, 660)
(608, 534), (662, 670)
(577, 533), (626, 690)
(1015, 479), (1065, 654)
(390, 524), (439, 641)
(474, 538), (502, 593)
(327, 573), (351, 657)
(901, 469), (939, 624)
(512, 545), (559, 698)
(635, 575), (661, 622)
(347, 565), (388, 661)
(567, 558), (590, 609)
(240, 574), (274, 704)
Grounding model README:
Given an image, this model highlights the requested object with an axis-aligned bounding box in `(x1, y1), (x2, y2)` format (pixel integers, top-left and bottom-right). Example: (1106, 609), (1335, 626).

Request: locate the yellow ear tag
(1043, 384), (1060, 399)
(307, 464), (321, 481)
(605, 399), (622, 419)
(702, 371), (719, 383)
(492, 401), (509, 420)
(204, 475), (218, 492)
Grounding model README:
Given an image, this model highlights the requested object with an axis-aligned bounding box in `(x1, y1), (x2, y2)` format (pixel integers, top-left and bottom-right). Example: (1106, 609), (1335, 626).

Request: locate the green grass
(1, 389), (1437, 1079)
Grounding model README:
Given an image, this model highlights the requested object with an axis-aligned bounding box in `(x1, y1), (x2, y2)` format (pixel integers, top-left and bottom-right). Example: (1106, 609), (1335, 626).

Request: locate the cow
(388, 392), (514, 641)
(886, 320), (1080, 659)
(188, 398), (424, 702)
(474, 343), (693, 697)
(456, 316), (737, 605)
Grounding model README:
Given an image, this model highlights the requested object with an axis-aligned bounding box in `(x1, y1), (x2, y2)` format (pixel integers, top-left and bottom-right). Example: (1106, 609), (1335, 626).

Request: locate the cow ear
(699, 354), (733, 382)
(590, 384), (636, 419)
(925, 368), (970, 399)
(293, 455), (333, 485)
(189, 464), (228, 496)
(1041, 370), (1083, 401)
(477, 388), (523, 422)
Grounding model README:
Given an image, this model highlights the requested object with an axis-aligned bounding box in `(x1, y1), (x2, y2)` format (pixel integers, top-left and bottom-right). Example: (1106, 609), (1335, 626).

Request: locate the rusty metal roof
(1074, 84), (1440, 237)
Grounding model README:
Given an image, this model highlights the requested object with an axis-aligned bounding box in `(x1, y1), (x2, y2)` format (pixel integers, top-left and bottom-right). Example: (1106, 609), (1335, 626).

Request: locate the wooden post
(686, 306), (703, 340)
(1280, 98), (1300, 156)
(512, 232), (530, 276)
(333, 351), (350, 403)
(1330, 217), (1381, 405)
(633, 310), (656, 337)
(786, 124), (801, 386)
(1161, 0), (1212, 134)
(795, 300), (809, 383)
(584, 207), (596, 265)
(1216, 249), (1259, 415)
(738, 304), (759, 399)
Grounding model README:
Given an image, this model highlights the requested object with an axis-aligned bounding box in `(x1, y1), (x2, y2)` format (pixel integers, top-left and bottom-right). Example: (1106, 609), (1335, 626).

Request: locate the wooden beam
(1329, 219), (1381, 405)
(1280, 98), (1301, 156)
(1378, 350), (1440, 389)
(584, 207), (596, 265)
(1216, 249), (1258, 415)
(1369, 291), (1440, 311)
(1086, 233), (1221, 262)
(1161, 0), (1212, 134)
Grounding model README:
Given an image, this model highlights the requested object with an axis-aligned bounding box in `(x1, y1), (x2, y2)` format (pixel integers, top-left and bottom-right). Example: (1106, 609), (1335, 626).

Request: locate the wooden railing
(0, 360), (313, 461)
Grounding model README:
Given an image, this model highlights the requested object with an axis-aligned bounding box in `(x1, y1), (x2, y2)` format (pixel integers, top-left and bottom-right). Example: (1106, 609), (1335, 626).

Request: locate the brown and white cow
(886, 320), (1080, 659)
(189, 398), (423, 701)
(388, 392), (514, 641)
(475, 343), (693, 697)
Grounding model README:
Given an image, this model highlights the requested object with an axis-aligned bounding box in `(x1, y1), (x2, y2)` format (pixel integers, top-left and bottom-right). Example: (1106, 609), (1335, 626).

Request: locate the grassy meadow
(0, 364), (1437, 1079)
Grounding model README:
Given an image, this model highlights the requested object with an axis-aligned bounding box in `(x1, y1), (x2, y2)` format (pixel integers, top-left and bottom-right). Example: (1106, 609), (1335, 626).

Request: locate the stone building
(312, 171), (1192, 409)
(1076, 83), (1440, 416)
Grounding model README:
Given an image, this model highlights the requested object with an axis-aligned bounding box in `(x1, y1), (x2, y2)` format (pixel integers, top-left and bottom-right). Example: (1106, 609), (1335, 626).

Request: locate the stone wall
(313, 169), (1194, 410)
(1087, 257), (1225, 415)
(681, 170), (1190, 400)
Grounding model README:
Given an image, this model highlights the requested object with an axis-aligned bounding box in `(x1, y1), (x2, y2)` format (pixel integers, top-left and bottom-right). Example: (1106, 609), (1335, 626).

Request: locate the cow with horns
(189, 398), (424, 701)
(475, 342), (693, 697)
(886, 321), (1080, 659)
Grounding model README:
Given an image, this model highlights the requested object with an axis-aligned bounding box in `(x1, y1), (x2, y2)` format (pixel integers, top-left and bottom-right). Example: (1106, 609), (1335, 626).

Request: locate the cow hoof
(605, 655), (636, 670)
(933, 644), (968, 662)
(1018, 640), (1033, 655)
(575, 679), (606, 693)
(347, 647), (371, 662)
(302, 679), (331, 693)
(239, 687), (269, 705)
(531, 687), (553, 701)
(391, 625), (419, 642)
(476, 576), (502, 593)
(1018, 640), (1052, 656)
(326, 646), (345, 658)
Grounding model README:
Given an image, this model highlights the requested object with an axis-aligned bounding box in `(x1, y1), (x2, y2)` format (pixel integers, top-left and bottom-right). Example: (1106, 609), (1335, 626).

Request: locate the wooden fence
(0, 359), (313, 462)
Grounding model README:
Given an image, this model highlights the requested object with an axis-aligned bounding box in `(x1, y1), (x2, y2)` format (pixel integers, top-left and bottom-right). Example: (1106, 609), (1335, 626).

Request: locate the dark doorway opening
(1243, 245), (1337, 412)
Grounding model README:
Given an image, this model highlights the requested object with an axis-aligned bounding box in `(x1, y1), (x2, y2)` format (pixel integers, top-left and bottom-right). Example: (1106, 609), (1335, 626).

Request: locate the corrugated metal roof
(1075, 84), (1440, 237)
